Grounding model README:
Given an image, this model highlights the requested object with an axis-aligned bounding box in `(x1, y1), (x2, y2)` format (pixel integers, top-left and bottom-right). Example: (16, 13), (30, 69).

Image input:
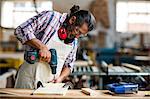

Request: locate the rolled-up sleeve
(64, 45), (78, 72)
(14, 25), (36, 44)
(14, 11), (51, 44)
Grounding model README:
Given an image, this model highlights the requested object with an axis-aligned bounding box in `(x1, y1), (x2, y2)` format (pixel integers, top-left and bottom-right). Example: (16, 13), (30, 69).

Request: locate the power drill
(24, 49), (57, 79)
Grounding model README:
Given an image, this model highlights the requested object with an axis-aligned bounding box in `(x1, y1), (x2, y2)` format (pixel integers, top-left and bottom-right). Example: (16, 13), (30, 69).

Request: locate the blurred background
(0, 0), (150, 90)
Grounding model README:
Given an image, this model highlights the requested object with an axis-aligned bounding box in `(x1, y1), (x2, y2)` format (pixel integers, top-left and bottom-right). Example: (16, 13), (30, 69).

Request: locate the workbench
(0, 88), (149, 99)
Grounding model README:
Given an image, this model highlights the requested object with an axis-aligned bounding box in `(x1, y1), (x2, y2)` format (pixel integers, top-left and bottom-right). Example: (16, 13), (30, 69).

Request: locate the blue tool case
(107, 83), (138, 94)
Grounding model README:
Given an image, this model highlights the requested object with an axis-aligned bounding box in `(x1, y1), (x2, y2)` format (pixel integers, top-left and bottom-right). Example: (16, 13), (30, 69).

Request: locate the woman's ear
(69, 16), (76, 24)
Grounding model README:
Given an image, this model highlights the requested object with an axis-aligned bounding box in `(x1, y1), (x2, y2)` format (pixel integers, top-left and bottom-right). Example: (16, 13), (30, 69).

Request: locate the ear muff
(58, 22), (75, 44)
(58, 27), (67, 40)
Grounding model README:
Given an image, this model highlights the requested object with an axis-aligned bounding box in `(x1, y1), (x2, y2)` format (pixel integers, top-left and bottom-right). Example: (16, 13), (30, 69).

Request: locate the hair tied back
(70, 5), (80, 15)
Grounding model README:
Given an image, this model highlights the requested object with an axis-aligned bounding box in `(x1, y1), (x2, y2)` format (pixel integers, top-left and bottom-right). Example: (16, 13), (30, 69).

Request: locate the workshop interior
(0, 0), (150, 98)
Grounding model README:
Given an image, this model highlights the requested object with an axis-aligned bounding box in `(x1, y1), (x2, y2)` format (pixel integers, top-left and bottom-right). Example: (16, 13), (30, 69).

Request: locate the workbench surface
(0, 88), (150, 99)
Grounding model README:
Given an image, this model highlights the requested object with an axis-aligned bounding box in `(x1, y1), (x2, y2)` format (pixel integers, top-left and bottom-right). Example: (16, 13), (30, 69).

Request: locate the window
(1, 0), (53, 28)
(116, 0), (150, 33)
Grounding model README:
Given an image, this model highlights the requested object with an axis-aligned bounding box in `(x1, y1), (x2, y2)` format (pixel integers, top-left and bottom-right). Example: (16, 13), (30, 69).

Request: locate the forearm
(59, 66), (71, 81)
(25, 38), (47, 50)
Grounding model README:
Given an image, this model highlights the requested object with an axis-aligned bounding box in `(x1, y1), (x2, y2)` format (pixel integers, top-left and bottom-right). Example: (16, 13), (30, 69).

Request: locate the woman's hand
(39, 46), (51, 63)
(50, 76), (64, 83)
(54, 76), (64, 83)
(25, 38), (51, 63)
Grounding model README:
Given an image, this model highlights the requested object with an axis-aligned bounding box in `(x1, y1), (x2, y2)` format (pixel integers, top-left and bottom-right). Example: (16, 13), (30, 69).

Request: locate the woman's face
(67, 22), (88, 39)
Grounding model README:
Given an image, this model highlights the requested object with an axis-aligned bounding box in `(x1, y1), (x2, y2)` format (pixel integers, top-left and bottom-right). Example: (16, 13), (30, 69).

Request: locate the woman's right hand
(39, 46), (51, 63)
(24, 38), (51, 63)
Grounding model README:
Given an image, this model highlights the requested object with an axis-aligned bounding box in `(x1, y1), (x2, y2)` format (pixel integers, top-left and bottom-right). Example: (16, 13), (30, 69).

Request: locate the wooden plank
(0, 90), (20, 96)
(122, 63), (142, 72)
(134, 56), (150, 61)
(33, 83), (68, 95)
(0, 88), (33, 95)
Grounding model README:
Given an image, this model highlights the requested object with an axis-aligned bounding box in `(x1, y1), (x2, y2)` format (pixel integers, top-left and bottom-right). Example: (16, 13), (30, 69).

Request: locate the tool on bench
(107, 82), (138, 94)
(25, 48), (57, 81)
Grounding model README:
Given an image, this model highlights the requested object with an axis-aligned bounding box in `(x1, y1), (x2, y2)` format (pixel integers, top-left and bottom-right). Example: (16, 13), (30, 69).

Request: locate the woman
(14, 5), (96, 89)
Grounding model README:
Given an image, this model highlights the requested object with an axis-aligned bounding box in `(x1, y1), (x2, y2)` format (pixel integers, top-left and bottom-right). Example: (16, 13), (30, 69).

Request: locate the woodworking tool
(25, 49), (57, 81)
(49, 49), (57, 81)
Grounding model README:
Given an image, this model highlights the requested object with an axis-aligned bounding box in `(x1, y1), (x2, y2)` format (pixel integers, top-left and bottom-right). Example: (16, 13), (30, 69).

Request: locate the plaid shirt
(14, 11), (78, 71)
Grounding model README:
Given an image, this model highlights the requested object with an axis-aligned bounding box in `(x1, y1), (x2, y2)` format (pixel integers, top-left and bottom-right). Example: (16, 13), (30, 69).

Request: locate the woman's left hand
(50, 76), (64, 83)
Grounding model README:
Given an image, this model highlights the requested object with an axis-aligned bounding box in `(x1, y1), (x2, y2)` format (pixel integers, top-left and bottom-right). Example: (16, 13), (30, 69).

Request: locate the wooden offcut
(122, 63), (142, 72)
(81, 88), (99, 96)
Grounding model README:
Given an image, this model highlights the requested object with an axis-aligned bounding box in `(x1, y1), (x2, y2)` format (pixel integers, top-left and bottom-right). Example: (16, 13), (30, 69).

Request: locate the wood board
(33, 83), (69, 96)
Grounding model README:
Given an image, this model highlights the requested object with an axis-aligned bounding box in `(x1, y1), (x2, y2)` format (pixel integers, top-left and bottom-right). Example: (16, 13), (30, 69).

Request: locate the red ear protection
(58, 27), (67, 40)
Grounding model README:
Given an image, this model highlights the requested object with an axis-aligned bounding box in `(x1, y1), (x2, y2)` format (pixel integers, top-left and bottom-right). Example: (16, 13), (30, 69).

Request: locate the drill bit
(53, 74), (56, 83)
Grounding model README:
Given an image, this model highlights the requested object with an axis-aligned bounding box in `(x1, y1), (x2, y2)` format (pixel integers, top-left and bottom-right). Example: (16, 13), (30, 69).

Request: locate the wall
(106, 0), (150, 48)
(51, 0), (94, 13)
(106, 0), (116, 48)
